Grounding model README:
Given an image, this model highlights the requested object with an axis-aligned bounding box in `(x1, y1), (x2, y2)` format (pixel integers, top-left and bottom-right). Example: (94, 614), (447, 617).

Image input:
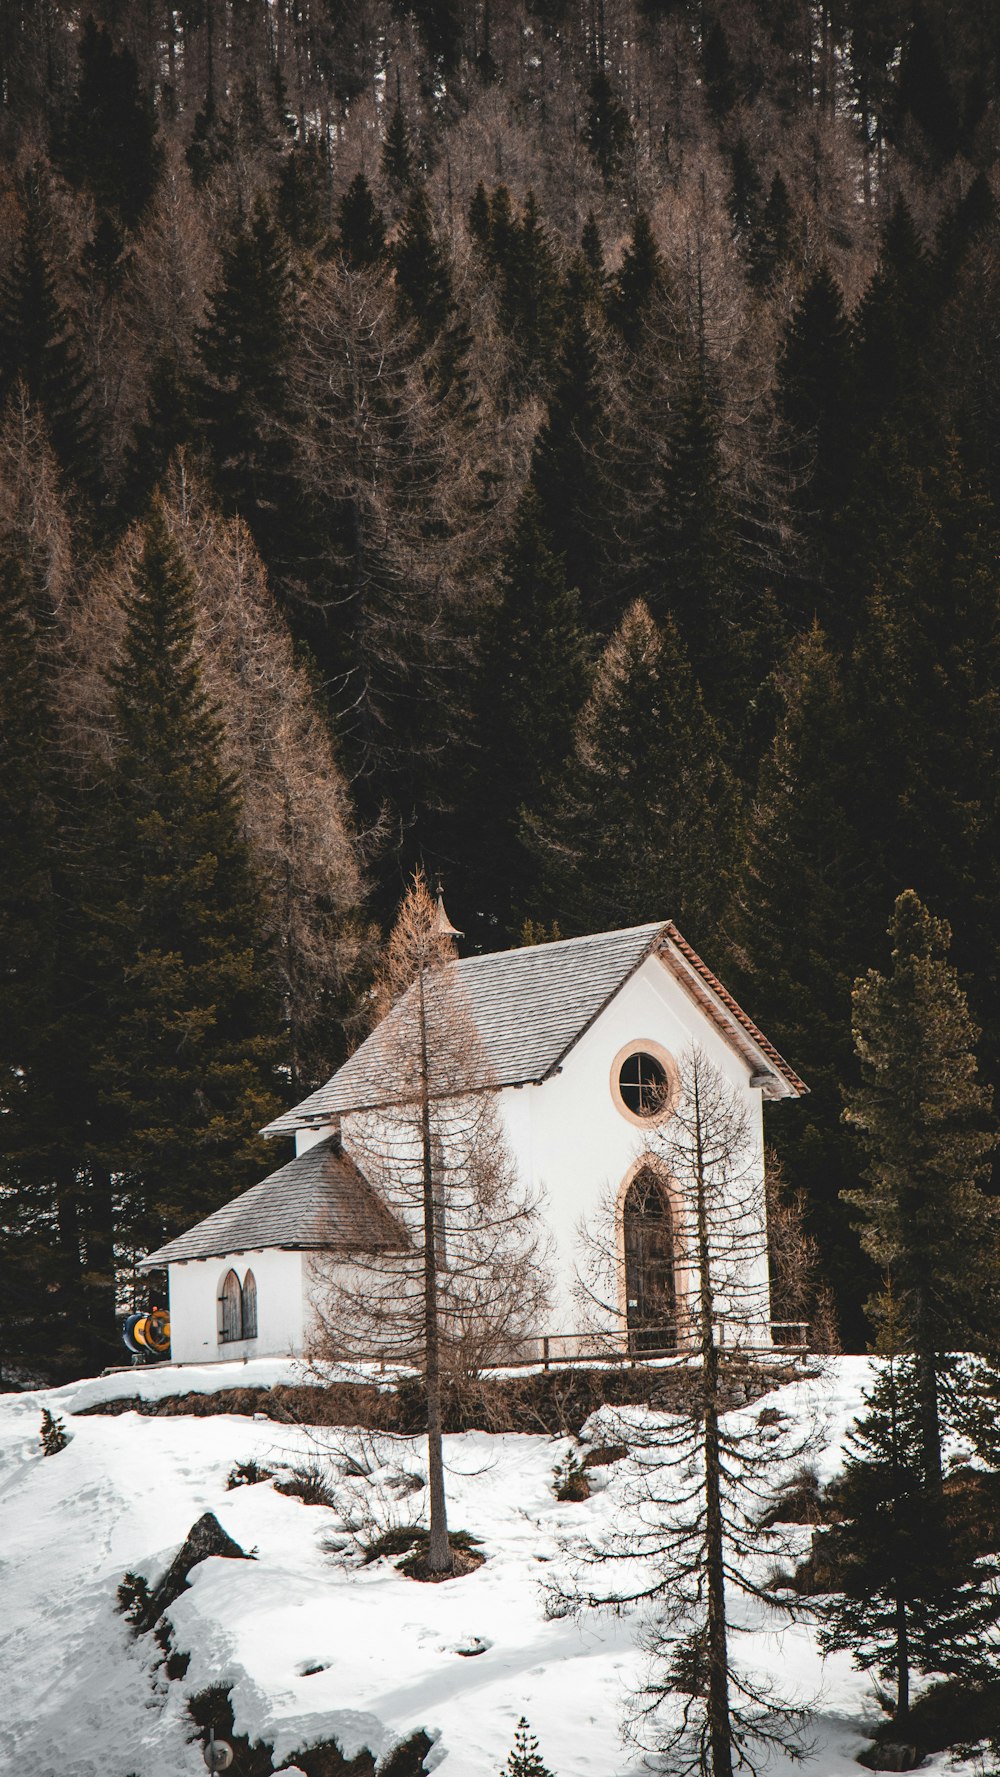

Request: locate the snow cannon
(121, 1308), (170, 1357)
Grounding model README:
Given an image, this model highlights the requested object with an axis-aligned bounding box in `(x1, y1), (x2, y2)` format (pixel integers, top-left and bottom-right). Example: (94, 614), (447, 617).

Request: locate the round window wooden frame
(610, 1039), (679, 1128)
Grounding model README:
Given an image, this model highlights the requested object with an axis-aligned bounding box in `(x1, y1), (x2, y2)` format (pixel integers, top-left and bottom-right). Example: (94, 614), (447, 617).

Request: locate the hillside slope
(0, 1359), (980, 1777)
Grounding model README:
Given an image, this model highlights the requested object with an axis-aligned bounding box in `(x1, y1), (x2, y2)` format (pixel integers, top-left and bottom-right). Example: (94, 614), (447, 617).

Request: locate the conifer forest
(2, 0), (1000, 1382)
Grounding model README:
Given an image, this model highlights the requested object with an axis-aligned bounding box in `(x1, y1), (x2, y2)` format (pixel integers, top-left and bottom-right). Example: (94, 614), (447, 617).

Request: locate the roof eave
(657, 929), (808, 1098)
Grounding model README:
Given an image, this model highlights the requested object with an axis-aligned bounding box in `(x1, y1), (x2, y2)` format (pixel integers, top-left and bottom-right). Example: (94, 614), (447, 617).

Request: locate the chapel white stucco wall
(166, 1247), (308, 1363)
(491, 951), (772, 1344)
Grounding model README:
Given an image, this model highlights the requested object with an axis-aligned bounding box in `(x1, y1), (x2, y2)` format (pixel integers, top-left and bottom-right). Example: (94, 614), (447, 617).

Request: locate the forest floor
(0, 1356), (983, 1777)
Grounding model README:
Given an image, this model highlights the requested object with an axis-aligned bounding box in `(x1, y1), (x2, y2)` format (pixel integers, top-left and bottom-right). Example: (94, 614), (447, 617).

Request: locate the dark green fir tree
(844, 890), (997, 1488)
(726, 624), (875, 1347)
(382, 95), (414, 188)
(777, 261), (854, 562)
(0, 531), (110, 1378)
(89, 512), (281, 1260)
(818, 1348), (1000, 1728)
(583, 66), (632, 180)
(468, 490), (590, 943)
(500, 1717), (554, 1777)
(527, 598), (739, 943)
(0, 540), (62, 1378)
(52, 17), (162, 232)
(607, 210), (664, 349)
(530, 288), (611, 631)
(277, 135), (332, 251)
(394, 184), (452, 343)
(193, 198), (300, 572)
(0, 181), (98, 502)
(500, 191), (563, 386)
(336, 172), (387, 269)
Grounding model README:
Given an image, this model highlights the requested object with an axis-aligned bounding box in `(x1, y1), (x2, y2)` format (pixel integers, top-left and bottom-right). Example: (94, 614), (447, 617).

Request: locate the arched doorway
(623, 1168), (677, 1354)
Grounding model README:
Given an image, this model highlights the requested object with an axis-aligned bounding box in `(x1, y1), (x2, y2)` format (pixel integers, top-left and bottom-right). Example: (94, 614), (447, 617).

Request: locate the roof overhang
(656, 925), (807, 1099)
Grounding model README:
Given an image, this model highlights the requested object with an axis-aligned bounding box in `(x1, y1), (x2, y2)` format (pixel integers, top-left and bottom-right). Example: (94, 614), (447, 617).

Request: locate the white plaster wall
(295, 1125), (329, 1158)
(493, 951), (773, 1344)
(167, 1248), (307, 1363)
(254, 951), (779, 1356)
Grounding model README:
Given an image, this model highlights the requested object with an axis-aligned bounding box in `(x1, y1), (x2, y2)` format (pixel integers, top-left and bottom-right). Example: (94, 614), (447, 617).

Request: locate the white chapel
(141, 920), (807, 1365)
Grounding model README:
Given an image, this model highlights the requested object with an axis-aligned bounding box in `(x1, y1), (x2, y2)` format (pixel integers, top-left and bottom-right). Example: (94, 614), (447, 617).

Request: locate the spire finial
(431, 877), (463, 940)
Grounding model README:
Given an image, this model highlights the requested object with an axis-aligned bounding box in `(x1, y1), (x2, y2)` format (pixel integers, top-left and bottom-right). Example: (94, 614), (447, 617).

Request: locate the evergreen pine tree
(0, 539), (63, 1377)
(336, 172), (386, 269)
(726, 138), (764, 244)
(89, 512), (281, 1258)
(277, 136), (332, 250)
(703, 19), (737, 117)
(0, 183), (98, 501)
(726, 625), (874, 1348)
(894, 5), (959, 165)
(607, 210), (663, 348)
(579, 212), (605, 298)
(469, 490), (590, 943)
(498, 191), (562, 387)
(193, 198), (300, 572)
(530, 289), (611, 630)
(852, 198), (935, 435)
(583, 66), (632, 179)
(777, 262), (854, 547)
(382, 96), (414, 188)
(637, 356), (759, 728)
(847, 449), (1000, 1058)
(748, 173), (795, 288)
(844, 890), (997, 1489)
(122, 354), (194, 522)
(500, 1717), (554, 1777)
(0, 542), (56, 1056)
(527, 599), (739, 942)
(394, 184), (452, 343)
(818, 1350), (1000, 1726)
(468, 180), (491, 246)
(52, 18), (162, 232)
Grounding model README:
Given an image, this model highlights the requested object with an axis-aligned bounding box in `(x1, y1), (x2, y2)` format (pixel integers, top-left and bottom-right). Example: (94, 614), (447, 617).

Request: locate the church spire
(431, 879), (462, 940)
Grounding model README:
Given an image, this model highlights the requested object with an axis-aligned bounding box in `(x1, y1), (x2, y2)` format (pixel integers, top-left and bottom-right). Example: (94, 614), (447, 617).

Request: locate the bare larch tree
(312, 873), (550, 1577)
(565, 1047), (814, 1776)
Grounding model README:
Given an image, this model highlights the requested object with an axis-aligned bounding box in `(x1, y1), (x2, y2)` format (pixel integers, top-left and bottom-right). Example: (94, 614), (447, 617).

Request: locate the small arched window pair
(218, 1267), (258, 1343)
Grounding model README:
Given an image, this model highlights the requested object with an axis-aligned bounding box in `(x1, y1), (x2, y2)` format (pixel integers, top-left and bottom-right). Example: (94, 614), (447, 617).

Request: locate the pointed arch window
(623, 1168), (677, 1354)
(241, 1269), (258, 1340)
(219, 1268), (243, 1343)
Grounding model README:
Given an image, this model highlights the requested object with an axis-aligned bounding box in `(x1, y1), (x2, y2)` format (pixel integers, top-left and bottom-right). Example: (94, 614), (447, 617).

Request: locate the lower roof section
(140, 1135), (406, 1269)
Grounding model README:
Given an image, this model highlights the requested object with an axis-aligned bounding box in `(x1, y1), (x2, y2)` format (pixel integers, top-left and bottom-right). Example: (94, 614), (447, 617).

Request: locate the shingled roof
(262, 921), (806, 1139)
(139, 1136), (406, 1268)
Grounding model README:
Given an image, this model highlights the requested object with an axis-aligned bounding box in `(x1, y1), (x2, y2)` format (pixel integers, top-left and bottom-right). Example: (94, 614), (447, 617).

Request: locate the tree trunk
(418, 964), (452, 1576)
(895, 1592), (910, 1728)
(912, 1287), (943, 1495)
(694, 1079), (733, 1777)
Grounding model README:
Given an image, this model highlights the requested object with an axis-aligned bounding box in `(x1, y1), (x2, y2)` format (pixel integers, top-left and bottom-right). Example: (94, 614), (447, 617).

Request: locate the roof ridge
(455, 919), (666, 967)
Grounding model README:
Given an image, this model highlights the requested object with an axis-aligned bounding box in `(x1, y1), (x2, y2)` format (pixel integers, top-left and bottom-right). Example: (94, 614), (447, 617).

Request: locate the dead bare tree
(311, 872), (550, 1577)
(565, 1047), (816, 1776)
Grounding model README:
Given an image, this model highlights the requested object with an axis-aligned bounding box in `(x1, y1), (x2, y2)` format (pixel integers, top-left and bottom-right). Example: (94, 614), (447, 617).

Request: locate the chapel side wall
(495, 952), (772, 1345)
(167, 1248), (307, 1363)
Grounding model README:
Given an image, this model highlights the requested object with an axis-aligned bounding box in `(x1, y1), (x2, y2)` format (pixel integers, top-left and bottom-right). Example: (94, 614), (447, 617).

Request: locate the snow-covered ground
(0, 1357), (977, 1777)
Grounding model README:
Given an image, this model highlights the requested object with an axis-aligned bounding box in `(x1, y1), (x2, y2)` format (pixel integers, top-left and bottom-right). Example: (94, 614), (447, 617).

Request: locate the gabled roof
(139, 1136), (406, 1268)
(262, 921), (806, 1139)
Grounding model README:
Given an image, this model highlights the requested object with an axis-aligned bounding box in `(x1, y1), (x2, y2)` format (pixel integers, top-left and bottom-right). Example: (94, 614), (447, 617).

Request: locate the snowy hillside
(0, 1358), (980, 1777)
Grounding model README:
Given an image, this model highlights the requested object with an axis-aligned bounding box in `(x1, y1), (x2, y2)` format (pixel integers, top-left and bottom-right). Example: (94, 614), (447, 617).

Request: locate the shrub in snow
(551, 1449), (590, 1502)
(39, 1409), (69, 1455)
(117, 1571), (153, 1626)
(227, 1457), (274, 1489)
(500, 1717), (554, 1776)
(273, 1461), (337, 1507)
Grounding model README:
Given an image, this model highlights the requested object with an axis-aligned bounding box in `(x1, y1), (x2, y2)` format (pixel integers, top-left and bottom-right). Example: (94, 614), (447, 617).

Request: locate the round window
(618, 1051), (668, 1117)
